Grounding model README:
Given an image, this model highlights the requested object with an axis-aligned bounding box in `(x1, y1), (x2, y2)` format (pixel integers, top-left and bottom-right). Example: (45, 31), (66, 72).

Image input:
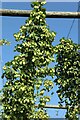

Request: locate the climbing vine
(0, 39), (10, 118)
(1, 1), (79, 120)
(0, 39), (10, 46)
(54, 38), (80, 120)
(1, 1), (56, 119)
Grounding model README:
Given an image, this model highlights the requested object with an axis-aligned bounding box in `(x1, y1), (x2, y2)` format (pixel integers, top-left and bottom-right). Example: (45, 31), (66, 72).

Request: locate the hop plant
(1, 1), (56, 119)
(54, 38), (80, 120)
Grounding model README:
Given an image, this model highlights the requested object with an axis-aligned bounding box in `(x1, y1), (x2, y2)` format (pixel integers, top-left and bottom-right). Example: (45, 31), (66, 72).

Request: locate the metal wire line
(67, 5), (80, 39)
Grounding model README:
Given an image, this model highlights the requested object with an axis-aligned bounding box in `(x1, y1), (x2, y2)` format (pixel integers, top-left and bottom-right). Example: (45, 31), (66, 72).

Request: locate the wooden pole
(35, 104), (67, 109)
(0, 9), (80, 18)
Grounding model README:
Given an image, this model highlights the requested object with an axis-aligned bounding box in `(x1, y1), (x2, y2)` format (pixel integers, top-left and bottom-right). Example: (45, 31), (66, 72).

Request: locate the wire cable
(67, 18), (76, 39)
(67, 5), (80, 39)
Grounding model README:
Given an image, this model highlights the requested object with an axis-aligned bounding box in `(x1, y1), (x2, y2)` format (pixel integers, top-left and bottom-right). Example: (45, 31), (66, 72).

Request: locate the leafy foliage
(54, 38), (80, 120)
(1, 1), (79, 120)
(1, 1), (55, 119)
(0, 39), (10, 46)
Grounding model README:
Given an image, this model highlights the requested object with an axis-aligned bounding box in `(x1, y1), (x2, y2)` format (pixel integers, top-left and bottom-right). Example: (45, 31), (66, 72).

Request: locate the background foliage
(54, 38), (80, 120)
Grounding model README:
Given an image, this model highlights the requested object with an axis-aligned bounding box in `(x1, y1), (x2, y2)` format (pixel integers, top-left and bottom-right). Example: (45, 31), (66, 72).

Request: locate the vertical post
(78, 115), (80, 120)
